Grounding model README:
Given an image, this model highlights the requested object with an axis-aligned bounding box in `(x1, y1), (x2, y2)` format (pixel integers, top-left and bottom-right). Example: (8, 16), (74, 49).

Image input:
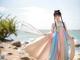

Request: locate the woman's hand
(67, 35), (75, 60)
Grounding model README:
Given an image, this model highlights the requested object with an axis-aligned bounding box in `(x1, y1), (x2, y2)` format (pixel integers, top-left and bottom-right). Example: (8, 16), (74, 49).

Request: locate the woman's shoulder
(52, 23), (55, 25)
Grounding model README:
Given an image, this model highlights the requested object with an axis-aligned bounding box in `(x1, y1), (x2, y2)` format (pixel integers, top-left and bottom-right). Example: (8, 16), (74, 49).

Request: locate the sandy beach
(0, 41), (37, 60)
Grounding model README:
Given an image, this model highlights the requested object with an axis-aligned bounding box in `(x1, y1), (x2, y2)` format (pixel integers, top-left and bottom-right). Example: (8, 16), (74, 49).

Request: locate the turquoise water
(70, 30), (80, 40)
(8, 30), (80, 42)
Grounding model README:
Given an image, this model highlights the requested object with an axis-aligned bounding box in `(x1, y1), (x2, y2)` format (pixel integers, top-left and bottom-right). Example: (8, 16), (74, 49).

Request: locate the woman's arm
(64, 23), (75, 60)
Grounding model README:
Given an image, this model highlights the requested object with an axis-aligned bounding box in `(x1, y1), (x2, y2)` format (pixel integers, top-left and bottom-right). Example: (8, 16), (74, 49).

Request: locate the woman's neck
(55, 20), (61, 24)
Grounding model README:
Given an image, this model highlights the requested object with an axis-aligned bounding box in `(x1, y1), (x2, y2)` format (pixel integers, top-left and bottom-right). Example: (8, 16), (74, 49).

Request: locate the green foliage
(0, 15), (17, 41)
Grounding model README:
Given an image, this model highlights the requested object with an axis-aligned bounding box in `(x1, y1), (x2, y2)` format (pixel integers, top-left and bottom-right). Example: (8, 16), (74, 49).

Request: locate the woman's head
(53, 10), (62, 22)
(53, 10), (66, 30)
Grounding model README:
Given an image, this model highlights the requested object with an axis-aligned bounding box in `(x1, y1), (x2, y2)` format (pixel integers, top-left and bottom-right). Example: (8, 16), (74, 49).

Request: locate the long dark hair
(53, 10), (66, 31)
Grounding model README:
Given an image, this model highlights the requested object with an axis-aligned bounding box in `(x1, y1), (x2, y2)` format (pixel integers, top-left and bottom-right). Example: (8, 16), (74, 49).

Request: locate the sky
(0, 0), (80, 30)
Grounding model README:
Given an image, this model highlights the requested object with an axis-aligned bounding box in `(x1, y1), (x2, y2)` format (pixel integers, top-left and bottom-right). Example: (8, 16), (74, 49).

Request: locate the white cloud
(15, 7), (54, 29)
(0, 6), (8, 12)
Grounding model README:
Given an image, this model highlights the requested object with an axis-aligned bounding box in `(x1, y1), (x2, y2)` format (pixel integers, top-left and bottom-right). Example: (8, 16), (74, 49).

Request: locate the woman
(25, 10), (75, 60)
(49, 10), (75, 60)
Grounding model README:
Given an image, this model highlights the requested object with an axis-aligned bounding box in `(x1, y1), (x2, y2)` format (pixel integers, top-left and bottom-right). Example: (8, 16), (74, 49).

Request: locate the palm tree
(0, 15), (17, 41)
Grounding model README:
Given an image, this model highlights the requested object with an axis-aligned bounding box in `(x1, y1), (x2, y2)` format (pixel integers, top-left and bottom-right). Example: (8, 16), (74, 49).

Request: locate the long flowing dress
(49, 21), (69, 60)
(25, 21), (69, 60)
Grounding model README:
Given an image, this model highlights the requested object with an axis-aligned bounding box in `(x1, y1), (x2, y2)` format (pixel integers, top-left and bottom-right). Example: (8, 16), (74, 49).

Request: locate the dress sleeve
(63, 22), (73, 40)
(51, 23), (55, 33)
(63, 22), (75, 60)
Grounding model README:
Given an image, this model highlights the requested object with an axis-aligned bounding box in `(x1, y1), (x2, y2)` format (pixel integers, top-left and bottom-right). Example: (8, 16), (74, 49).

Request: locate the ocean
(9, 30), (80, 42)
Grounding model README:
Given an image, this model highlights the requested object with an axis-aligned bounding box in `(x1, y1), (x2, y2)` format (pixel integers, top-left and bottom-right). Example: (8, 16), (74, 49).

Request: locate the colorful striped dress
(49, 21), (69, 60)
